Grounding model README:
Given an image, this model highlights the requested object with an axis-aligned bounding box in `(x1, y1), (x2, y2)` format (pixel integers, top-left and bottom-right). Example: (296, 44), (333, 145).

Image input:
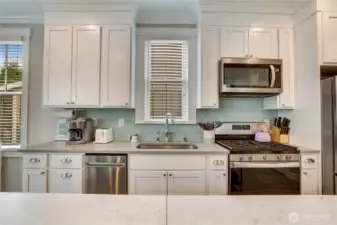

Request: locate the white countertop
(20, 141), (229, 154)
(1, 193), (336, 225)
(0, 193), (166, 225)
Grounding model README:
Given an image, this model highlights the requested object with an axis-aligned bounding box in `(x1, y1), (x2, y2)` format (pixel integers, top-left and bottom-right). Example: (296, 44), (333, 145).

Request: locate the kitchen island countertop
(0, 193), (336, 225)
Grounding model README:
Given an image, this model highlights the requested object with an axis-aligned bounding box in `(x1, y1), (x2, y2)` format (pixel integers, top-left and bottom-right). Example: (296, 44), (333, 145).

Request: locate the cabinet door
(201, 27), (220, 108)
(167, 171), (206, 195)
(221, 27), (249, 58)
(49, 169), (83, 193)
(101, 26), (132, 107)
(22, 169), (47, 193)
(323, 13), (337, 64)
(207, 171), (228, 195)
(249, 28), (278, 59)
(278, 28), (295, 109)
(72, 25), (101, 106)
(301, 170), (319, 195)
(43, 26), (72, 106)
(263, 28), (295, 110)
(129, 171), (167, 195)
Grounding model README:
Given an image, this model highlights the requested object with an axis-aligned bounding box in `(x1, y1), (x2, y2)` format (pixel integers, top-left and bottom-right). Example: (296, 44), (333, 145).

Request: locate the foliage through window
(144, 40), (188, 122)
(0, 43), (22, 146)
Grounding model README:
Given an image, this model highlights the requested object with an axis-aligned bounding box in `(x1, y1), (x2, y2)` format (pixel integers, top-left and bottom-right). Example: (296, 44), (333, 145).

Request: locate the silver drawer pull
(61, 173), (72, 179)
(61, 158), (72, 164)
(29, 158), (40, 163)
(305, 158), (315, 164)
(213, 160), (224, 165)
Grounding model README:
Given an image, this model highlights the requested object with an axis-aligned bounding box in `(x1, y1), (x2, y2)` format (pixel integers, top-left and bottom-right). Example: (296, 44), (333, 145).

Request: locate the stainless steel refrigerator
(321, 66), (337, 194)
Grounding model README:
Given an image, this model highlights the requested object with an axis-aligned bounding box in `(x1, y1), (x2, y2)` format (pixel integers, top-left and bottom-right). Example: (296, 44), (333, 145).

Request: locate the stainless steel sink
(136, 143), (198, 150)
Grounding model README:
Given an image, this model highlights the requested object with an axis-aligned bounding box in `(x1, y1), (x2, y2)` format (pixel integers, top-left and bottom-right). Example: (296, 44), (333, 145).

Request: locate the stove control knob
(263, 156), (267, 160)
(239, 156), (244, 161)
(277, 156), (281, 161)
(286, 155), (292, 161)
(248, 156), (253, 161)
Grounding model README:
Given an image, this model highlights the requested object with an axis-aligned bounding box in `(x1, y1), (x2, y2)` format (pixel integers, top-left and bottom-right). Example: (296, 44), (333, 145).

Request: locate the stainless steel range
(215, 123), (301, 195)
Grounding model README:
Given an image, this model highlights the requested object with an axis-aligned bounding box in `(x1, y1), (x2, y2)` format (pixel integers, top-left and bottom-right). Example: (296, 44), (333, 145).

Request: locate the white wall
(279, 13), (321, 150)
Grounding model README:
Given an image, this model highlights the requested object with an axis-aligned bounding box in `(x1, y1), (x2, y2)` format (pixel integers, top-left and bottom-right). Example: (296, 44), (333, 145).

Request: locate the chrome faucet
(164, 112), (174, 142)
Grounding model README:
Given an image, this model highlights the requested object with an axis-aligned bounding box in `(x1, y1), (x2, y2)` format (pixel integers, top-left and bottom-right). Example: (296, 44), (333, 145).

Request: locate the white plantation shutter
(0, 43), (23, 146)
(144, 40), (188, 121)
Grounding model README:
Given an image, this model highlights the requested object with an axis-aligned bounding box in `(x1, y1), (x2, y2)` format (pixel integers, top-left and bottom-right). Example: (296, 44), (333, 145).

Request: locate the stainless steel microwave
(219, 58), (282, 97)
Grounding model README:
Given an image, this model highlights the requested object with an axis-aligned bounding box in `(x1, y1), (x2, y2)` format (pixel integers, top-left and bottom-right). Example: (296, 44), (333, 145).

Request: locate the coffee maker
(67, 118), (95, 144)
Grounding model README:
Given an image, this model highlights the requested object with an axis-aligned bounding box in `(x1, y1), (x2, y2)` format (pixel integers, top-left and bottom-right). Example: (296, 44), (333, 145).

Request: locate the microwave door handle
(270, 65), (276, 87)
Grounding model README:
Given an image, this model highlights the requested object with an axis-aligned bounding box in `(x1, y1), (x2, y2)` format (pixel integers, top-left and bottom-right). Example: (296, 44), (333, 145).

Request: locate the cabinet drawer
(23, 154), (48, 169)
(301, 154), (318, 169)
(48, 169), (83, 193)
(49, 154), (83, 169)
(207, 155), (228, 170)
(129, 155), (206, 170)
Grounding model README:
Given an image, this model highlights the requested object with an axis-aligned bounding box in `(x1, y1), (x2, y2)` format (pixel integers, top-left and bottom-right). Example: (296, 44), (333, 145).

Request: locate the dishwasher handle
(86, 162), (126, 167)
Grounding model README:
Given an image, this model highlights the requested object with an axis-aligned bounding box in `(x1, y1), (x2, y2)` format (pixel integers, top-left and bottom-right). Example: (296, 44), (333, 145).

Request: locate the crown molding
(0, 15), (44, 24)
(42, 3), (138, 11)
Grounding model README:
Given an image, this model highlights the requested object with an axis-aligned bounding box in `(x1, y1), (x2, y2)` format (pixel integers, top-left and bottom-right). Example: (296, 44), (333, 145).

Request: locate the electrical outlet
(118, 118), (125, 127)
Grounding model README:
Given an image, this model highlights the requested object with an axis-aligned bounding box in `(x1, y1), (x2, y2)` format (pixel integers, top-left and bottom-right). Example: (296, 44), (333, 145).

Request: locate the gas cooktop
(216, 140), (299, 154)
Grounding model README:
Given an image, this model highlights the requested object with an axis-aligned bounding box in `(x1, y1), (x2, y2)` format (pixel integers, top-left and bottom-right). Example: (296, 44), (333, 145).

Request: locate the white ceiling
(0, 0), (314, 23)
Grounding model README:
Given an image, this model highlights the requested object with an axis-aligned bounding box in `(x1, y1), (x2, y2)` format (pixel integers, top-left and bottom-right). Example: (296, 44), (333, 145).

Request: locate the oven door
(220, 58), (282, 95)
(229, 161), (300, 195)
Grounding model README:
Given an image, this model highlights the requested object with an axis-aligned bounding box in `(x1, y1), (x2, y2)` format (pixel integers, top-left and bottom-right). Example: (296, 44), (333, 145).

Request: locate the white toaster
(95, 128), (113, 144)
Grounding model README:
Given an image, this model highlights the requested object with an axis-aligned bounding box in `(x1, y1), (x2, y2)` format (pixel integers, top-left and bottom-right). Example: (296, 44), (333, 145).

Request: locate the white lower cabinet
(301, 169), (319, 195)
(128, 154), (228, 195)
(167, 171), (206, 195)
(48, 169), (83, 193)
(129, 171), (167, 195)
(22, 169), (47, 193)
(207, 171), (228, 195)
(22, 153), (84, 193)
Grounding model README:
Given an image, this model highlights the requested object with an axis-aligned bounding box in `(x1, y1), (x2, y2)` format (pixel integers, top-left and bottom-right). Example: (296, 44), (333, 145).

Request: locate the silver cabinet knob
(248, 156), (253, 161)
(125, 102), (129, 106)
(263, 156), (267, 160)
(277, 156), (281, 161)
(40, 171), (45, 175)
(61, 158), (72, 164)
(163, 173), (167, 177)
(61, 173), (72, 179)
(29, 158), (40, 163)
(169, 174), (173, 177)
(286, 155), (292, 160)
(66, 102), (70, 104)
(213, 160), (225, 165)
(223, 173), (226, 176)
(303, 172), (308, 176)
(239, 156), (244, 161)
(250, 54), (253, 58)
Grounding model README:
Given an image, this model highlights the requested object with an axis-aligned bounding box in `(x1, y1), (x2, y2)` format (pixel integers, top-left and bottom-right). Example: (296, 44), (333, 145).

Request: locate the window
(0, 43), (23, 147)
(144, 40), (188, 122)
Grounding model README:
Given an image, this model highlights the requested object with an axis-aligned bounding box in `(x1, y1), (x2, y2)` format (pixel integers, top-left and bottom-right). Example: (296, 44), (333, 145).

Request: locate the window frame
(144, 40), (189, 123)
(0, 28), (30, 150)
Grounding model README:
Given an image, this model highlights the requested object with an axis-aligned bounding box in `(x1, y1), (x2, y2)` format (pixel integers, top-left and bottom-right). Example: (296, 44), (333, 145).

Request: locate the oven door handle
(230, 162), (300, 168)
(270, 65), (276, 87)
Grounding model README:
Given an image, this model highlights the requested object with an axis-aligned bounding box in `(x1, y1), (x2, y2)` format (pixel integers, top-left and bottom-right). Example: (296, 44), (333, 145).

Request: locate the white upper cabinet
(200, 26), (220, 108)
(101, 26), (132, 107)
(43, 26), (72, 106)
(71, 26), (100, 106)
(264, 28), (295, 110)
(221, 27), (249, 58)
(322, 12), (337, 64)
(249, 27), (278, 59)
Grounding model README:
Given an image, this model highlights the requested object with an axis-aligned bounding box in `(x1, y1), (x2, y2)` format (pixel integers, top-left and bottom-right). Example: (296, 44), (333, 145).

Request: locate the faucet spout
(164, 112), (174, 142)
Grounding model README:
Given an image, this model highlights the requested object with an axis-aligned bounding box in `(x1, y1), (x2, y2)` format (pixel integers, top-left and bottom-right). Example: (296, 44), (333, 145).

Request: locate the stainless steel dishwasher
(84, 154), (127, 194)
